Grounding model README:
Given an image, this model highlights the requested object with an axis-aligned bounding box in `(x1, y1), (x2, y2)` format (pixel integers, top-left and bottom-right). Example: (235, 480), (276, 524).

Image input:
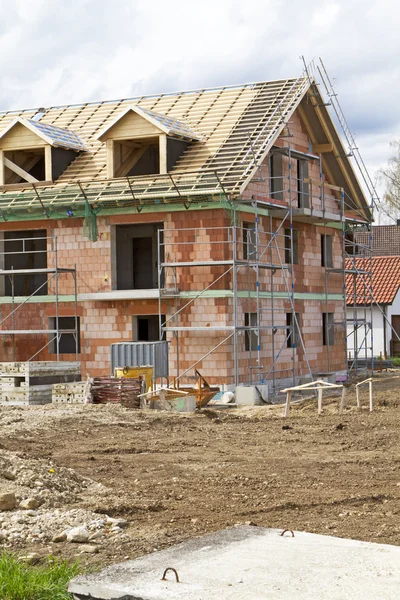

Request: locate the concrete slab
(68, 526), (400, 600)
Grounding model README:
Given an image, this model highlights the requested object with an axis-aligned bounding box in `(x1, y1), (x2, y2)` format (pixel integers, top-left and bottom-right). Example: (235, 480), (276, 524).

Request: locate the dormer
(0, 117), (86, 186)
(96, 105), (201, 178)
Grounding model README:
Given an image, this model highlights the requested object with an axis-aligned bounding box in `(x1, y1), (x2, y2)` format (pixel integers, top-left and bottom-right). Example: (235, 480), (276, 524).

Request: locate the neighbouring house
(346, 255), (400, 359)
(0, 73), (371, 388)
(354, 224), (400, 256)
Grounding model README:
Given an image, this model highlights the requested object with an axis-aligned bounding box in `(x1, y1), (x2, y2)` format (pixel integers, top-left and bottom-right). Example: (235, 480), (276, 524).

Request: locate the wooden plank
(339, 387), (345, 415)
(4, 157), (39, 183)
(159, 134), (167, 174)
(5, 153), (42, 185)
(313, 143), (333, 153)
(310, 100), (361, 206)
(317, 388), (323, 415)
(369, 380), (373, 412)
(0, 122), (46, 150)
(104, 110), (161, 140)
(106, 139), (114, 179)
(114, 144), (149, 178)
(45, 144), (52, 182)
(0, 150), (4, 186)
(283, 390), (291, 417)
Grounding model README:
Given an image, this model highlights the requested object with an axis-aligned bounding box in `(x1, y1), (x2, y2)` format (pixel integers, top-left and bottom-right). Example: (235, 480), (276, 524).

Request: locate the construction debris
(139, 387), (196, 412)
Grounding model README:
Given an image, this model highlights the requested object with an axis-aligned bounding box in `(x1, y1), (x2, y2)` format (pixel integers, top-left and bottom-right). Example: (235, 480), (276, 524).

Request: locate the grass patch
(0, 553), (80, 600)
(390, 356), (400, 367)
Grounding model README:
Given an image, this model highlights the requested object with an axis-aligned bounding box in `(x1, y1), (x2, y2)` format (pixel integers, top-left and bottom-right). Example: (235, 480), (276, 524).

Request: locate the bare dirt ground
(0, 372), (399, 570)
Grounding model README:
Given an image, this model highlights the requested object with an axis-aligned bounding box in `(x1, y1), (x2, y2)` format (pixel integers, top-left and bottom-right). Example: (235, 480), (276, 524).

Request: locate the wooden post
(339, 386), (345, 415)
(0, 150), (4, 186)
(159, 133), (167, 174)
(356, 385), (361, 409)
(106, 139), (114, 179)
(284, 390), (291, 417)
(317, 387), (323, 415)
(45, 145), (52, 182)
(369, 379), (373, 412)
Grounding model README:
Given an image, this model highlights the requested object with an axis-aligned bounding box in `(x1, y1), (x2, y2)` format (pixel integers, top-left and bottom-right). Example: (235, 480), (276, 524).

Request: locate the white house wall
(346, 288), (400, 358)
(346, 306), (382, 358)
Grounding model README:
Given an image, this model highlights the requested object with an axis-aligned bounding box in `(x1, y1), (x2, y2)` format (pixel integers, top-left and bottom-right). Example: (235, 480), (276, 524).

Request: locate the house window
(322, 312), (334, 346)
(284, 228), (298, 264)
(286, 312), (301, 348)
(269, 152), (283, 200)
(132, 315), (165, 341)
(321, 234), (333, 268)
(49, 316), (80, 354)
(297, 159), (309, 208)
(2, 230), (47, 296)
(243, 222), (256, 260)
(114, 223), (163, 290)
(245, 312), (258, 352)
(344, 231), (359, 256)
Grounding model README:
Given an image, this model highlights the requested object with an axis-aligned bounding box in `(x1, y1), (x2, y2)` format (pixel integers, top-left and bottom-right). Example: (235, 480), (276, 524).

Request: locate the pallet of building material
(0, 384), (53, 406)
(52, 380), (91, 405)
(91, 377), (144, 409)
(0, 361), (80, 377)
(0, 361), (81, 406)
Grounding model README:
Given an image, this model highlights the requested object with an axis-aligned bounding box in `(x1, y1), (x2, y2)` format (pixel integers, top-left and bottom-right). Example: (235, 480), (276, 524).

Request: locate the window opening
(322, 312), (335, 346)
(321, 234), (333, 267)
(115, 223), (163, 290)
(3, 230), (47, 296)
(284, 228), (298, 264)
(243, 222), (256, 260)
(297, 159), (309, 208)
(286, 312), (301, 348)
(245, 312), (258, 351)
(49, 316), (80, 354)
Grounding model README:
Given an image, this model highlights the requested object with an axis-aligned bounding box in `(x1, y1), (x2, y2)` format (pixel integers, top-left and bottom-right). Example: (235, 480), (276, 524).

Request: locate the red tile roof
(346, 256), (400, 306)
(354, 225), (400, 256)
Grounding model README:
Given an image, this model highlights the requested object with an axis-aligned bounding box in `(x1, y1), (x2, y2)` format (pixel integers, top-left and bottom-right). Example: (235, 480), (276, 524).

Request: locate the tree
(379, 141), (400, 220)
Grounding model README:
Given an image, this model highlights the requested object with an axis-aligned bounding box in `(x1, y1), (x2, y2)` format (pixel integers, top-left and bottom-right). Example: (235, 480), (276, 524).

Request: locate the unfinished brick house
(0, 68), (371, 389)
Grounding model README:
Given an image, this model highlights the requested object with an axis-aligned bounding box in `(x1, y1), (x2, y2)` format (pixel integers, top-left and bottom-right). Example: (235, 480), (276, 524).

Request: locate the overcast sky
(0, 0), (399, 218)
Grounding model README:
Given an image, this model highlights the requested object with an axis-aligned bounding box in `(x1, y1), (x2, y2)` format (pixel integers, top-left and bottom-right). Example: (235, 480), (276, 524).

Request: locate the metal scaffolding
(157, 150), (353, 390)
(0, 235), (79, 361)
(344, 220), (374, 371)
(157, 58), (377, 388)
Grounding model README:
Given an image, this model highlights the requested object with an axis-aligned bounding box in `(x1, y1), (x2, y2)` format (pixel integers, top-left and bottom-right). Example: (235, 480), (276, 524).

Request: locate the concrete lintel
(179, 290), (344, 301)
(0, 290), (344, 305)
(68, 525), (400, 599)
(78, 290), (159, 301)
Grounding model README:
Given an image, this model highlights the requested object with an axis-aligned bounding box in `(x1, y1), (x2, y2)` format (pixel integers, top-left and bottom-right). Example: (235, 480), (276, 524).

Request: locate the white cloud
(0, 0), (399, 213)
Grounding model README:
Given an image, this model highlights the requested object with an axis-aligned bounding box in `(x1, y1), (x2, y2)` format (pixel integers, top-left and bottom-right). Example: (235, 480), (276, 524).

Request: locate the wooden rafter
(313, 143), (333, 153)
(0, 78), (369, 212)
(4, 157), (39, 183)
(114, 144), (149, 178)
(298, 104), (339, 198)
(5, 153), (42, 185)
(307, 97), (361, 207)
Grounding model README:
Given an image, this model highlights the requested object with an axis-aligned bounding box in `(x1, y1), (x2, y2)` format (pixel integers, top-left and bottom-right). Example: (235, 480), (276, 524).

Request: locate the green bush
(0, 553), (80, 600)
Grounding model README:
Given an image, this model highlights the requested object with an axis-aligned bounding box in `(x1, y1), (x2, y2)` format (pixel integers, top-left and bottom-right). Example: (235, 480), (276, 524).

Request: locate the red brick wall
(0, 104), (348, 383)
